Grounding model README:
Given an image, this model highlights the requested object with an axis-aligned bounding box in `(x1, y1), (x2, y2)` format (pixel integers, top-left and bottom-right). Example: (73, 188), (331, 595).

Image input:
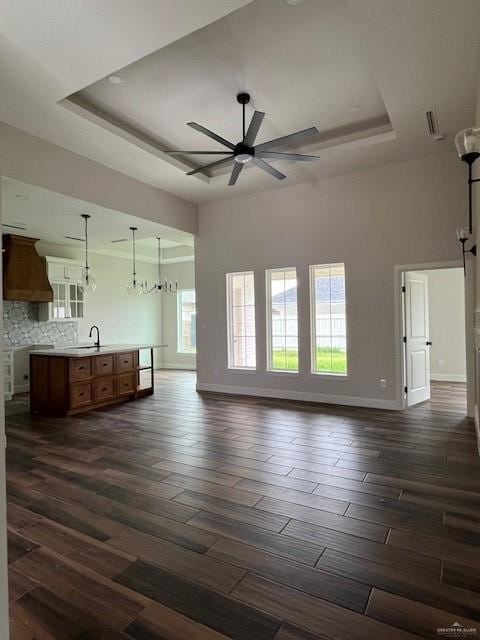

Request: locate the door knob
(426, 341), (432, 346)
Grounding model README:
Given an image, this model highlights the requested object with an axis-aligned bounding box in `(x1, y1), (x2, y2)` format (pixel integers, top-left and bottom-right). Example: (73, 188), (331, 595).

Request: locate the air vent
(3, 223), (27, 231)
(64, 236), (85, 242)
(425, 110), (445, 140)
(111, 238), (128, 243)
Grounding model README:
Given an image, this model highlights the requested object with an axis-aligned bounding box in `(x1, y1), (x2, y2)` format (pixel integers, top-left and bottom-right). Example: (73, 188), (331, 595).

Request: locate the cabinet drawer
(94, 376), (115, 402)
(116, 352), (135, 373)
(116, 373), (135, 397)
(70, 357), (92, 381)
(70, 382), (93, 409)
(94, 355), (114, 376)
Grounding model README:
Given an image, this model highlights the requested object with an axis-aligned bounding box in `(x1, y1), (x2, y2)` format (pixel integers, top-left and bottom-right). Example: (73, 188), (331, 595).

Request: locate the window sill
(266, 369), (300, 377)
(310, 372), (349, 379)
(228, 367), (257, 373)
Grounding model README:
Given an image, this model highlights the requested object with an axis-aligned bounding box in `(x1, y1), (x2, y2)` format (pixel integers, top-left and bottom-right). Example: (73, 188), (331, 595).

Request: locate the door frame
(0, 179), (9, 640)
(394, 260), (472, 414)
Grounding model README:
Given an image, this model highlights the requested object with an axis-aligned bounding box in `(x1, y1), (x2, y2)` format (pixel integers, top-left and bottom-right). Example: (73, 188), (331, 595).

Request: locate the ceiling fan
(165, 93), (320, 186)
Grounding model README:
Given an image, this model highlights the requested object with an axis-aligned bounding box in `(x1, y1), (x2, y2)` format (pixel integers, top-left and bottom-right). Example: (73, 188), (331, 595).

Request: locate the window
(177, 289), (196, 353)
(266, 268), (298, 372)
(310, 263), (347, 375)
(226, 272), (256, 369)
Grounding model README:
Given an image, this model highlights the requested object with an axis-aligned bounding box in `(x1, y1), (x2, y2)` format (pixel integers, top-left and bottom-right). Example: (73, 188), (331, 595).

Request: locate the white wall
(196, 152), (465, 409)
(0, 121), (197, 234)
(160, 261), (196, 370)
(36, 242), (163, 366)
(423, 268), (466, 382)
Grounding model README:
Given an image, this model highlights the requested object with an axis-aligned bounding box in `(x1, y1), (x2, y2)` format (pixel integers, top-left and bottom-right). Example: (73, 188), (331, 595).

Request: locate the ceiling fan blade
(255, 126), (319, 152)
(187, 122), (236, 150)
(258, 151), (319, 162)
(186, 155), (234, 176)
(164, 151), (233, 155)
(244, 111), (265, 146)
(228, 163), (244, 186)
(252, 158), (286, 180)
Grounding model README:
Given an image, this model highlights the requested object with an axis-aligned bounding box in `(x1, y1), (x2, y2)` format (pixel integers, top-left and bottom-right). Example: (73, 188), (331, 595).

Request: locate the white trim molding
(158, 363), (196, 371)
(196, 382), (400, 410)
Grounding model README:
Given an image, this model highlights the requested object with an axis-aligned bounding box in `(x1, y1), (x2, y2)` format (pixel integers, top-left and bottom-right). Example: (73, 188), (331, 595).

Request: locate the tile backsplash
(3, 301), (78, 346)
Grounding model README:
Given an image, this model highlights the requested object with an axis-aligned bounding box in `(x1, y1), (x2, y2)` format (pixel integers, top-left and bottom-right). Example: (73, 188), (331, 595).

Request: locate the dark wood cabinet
(70, 357), (93, 381)
(94, 376), (115, 402)
(94, 355), (114, 376)
(30, 348), (153, 416)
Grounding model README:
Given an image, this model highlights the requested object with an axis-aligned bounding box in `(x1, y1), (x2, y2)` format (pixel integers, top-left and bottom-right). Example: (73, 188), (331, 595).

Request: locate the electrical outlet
(380, 379), (387, 388)
(23, 374), (29, 380)
(438, 359), (444, 368)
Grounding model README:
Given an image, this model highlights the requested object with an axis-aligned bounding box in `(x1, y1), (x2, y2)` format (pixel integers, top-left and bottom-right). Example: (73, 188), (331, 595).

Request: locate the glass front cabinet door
(38, 258), (86, 322)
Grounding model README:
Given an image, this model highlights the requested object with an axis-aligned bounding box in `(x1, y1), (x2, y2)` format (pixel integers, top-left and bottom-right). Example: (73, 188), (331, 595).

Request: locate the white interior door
(405, 272), (431, 406)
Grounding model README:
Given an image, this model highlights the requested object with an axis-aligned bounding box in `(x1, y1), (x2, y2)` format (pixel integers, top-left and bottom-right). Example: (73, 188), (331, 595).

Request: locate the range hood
(2, 234), (53, 302)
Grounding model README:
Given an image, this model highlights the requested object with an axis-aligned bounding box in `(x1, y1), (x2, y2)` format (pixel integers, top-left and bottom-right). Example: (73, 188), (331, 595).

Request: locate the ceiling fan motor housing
(234, 142), (254, 163)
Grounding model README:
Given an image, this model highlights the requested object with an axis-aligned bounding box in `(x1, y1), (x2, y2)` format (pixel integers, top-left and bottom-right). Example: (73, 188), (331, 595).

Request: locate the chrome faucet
(89, 325), (100, 348)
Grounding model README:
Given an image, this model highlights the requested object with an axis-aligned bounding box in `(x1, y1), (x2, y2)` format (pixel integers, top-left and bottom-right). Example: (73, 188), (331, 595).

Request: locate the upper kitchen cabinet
(38, 257), (85, 321)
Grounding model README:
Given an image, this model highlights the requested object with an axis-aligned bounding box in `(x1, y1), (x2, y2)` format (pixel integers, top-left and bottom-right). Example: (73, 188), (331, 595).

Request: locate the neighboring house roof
(272, 276), (345, 304)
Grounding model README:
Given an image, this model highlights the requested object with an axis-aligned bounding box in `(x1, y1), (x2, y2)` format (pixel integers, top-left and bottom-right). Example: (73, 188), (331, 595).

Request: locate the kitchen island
(30, 344), (163, 416)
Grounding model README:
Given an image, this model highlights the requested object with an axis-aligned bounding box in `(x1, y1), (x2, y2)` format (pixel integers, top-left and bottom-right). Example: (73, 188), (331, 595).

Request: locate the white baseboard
(159, 363), (196, 371)
(196, 382), (400, 410)
(14, 383), (29, 394)
(430, 373), (467, 382)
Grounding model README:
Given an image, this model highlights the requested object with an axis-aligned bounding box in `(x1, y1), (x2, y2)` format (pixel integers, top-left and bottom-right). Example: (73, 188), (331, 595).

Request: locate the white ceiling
(1, 178), (194, 262)
(73, 0), (389, 177)
(0, 0), (479, 206)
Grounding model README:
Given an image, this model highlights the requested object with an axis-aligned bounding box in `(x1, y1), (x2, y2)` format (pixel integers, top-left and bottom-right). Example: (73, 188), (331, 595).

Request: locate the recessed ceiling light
(286, 0), (304, 4)
(107, 75), (123, 85)
(110, 238), (128, 243)
(349, 105), (361, 113)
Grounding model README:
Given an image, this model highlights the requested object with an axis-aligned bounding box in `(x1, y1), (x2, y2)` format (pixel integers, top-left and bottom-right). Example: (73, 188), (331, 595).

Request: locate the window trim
(176, 288), (197, 355)
(266, 266), (299, 374)
(309, 262), (348, 377)
(226, 271), (256, 370)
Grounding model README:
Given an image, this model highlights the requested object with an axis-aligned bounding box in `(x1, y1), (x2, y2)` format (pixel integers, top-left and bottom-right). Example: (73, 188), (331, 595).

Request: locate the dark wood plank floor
(6, 373), (480, 640)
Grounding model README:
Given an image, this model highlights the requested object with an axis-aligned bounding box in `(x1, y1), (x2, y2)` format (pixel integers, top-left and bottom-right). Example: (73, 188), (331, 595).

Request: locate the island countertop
(30, 344), (167, 357)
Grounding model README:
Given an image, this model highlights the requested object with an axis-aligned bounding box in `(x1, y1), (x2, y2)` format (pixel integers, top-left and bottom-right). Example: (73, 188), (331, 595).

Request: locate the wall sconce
(456, 225), (476, 274)
(455, 127), (480, 234)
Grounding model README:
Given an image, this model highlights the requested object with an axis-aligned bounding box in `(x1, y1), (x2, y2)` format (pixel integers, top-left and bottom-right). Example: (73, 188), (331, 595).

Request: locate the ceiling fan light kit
(165, 93), (320, 185)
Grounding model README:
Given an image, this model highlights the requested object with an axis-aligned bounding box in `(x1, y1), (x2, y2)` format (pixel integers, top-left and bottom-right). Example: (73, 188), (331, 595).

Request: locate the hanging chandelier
(80, 214), (96, 294)
(141, 237), (178, 295)
(126, 226), (143, 296)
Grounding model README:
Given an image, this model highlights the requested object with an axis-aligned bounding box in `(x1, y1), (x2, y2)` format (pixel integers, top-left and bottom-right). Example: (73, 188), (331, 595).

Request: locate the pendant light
(126, 226), (142, 295)
(141, 237), (178, 294)
(80, 214), (96, 294)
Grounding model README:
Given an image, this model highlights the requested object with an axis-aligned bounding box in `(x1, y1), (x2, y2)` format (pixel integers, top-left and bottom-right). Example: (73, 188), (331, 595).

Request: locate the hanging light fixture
(454, 127), (480, 274)
(80, 214), (96, 294)
(141, 237), (178, 294)
(126, 226), (142, 296)
(455, 127), (480, 235)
